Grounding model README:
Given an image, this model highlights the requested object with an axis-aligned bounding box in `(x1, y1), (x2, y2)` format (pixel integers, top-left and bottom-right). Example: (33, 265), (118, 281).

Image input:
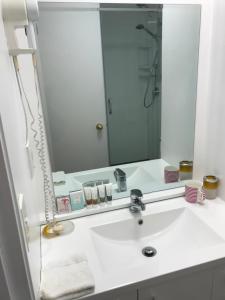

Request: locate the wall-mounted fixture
(2, 0), (38, 56)
(2, 0), (73, 238)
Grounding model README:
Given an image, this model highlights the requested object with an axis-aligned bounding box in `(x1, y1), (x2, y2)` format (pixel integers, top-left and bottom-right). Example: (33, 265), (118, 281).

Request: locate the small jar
(179, 161), (193, 180)
(203, 175), (219, 200)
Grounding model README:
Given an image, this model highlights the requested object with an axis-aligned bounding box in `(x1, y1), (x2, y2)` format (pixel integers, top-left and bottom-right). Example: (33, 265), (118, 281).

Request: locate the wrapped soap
(56, 196), (71, 214)
(70, 191), (85, 211)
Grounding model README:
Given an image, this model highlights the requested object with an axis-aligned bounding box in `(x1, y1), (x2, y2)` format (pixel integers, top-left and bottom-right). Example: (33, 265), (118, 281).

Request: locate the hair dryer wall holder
(2, 0), (38, 56)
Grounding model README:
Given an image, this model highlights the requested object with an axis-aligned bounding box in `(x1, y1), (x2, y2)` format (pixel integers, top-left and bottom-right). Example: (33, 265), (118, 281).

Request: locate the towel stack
(40, 255), (95, 300)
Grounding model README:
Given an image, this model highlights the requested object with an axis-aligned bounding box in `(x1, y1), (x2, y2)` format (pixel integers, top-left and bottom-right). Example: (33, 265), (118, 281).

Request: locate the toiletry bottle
(105, 183), (113, 201)
(91, 186), (98, 205)
(70, 191), (85, 211)
(83, 187), (92, 206)
(97, 184), (106, 203)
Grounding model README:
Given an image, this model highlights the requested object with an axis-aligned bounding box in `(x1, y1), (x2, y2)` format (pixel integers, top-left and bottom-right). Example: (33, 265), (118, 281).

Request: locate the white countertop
(41, 196), (225, 297)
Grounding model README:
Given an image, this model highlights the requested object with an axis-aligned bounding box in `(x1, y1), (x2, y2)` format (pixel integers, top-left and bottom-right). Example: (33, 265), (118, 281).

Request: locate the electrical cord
(13, 57), (29, 144)
(17, 71), (38, 145)
(33, 61), (57, 223)
(13, 55), (56, 224)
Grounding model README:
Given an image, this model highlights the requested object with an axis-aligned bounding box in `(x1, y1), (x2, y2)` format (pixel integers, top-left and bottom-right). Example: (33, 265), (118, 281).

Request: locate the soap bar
(56, 196), (71, 214)
(70, 191), (85, 211)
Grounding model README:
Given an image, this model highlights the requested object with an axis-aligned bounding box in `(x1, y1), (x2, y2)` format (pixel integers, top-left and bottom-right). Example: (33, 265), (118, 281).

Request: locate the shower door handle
(108, 98), (112, 114)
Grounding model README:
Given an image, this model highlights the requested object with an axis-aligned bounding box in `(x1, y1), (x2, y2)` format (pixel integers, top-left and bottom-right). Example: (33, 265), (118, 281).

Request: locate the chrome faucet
(114, 168), (127, 192)
(129, 189), (145, 213)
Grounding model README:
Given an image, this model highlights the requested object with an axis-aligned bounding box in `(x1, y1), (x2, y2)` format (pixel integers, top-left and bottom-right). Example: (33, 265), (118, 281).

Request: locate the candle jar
(179, 161), (193, 180)
(203, 175), (219, 200)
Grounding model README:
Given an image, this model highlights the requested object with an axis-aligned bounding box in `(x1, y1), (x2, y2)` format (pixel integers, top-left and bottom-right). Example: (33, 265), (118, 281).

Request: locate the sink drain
(142, 246), (157, 257)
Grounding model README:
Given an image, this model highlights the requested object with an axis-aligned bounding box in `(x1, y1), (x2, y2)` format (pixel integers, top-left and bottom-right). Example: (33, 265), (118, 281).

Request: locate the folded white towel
(40, 256), (95, 300)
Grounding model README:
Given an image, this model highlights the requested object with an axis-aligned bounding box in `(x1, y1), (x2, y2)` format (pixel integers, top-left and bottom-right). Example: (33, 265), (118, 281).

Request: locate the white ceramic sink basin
(90, 208), (224, 271)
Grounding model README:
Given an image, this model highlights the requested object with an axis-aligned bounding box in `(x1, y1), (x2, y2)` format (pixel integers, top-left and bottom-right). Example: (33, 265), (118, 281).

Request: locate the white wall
(0, 117), (35, 300)
(196, 0), (225, 199)
(161, 5), (201, 167)
(37, 4), (109, 173)
(0, 3), (46, 297)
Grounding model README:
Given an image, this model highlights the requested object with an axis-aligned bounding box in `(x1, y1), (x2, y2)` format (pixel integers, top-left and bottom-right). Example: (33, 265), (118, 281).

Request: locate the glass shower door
(100, 7), (162, 166)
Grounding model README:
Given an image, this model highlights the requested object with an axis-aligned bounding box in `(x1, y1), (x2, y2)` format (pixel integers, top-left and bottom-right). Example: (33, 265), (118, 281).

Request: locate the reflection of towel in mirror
(40, 255), (95, 300)
(52, 171), (66, 185)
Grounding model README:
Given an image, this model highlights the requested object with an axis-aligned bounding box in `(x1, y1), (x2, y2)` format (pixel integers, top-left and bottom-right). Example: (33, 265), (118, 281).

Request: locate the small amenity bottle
(105, 183), (113, 201)
(97, 184), (106, 203)
(83, 187), (92, 206)
(91, 186), (98, 205)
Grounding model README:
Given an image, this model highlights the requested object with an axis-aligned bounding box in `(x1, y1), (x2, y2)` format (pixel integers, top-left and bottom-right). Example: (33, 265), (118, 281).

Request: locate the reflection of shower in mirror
(136, 21), (160, 109)
(36, 3), (201, 202)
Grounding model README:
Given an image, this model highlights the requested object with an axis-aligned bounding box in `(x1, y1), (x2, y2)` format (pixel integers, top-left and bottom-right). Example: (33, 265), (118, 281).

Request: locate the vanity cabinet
(138, 270), (213, 300)
(212, 267), (225, 300)
(87, 289), (138, 300)
(104, 290), (137, 300)
(86, 268), (219, 300)
(109, 291), (137, 300)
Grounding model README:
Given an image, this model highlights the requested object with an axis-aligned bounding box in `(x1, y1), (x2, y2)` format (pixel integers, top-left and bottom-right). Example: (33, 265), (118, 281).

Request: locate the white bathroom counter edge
(41, 197), (225, 299)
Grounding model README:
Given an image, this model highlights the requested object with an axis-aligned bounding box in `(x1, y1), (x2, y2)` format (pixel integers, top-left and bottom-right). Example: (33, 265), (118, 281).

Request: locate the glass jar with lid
(203, 175), (219, 199)
(179, 161), (193, 180)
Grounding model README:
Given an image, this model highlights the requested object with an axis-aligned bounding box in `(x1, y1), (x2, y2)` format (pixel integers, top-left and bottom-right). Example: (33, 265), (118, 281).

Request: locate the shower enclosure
(100, 4), (162, 165)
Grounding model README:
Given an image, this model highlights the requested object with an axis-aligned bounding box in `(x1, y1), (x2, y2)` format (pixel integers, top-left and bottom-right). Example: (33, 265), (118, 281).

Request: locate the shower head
(136, 24), (158, 41)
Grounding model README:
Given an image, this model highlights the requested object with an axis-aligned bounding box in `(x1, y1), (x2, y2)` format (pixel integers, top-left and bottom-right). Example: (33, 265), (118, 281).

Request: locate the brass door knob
(96, 123), (103, 130)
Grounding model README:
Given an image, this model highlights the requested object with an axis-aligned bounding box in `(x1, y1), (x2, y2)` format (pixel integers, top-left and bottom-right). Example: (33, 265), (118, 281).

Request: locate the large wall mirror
(36, 3), (201, 205)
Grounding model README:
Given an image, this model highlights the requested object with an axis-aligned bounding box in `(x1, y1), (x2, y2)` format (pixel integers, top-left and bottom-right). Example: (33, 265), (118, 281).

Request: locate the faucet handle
(130, 189), (143, 200)
(114, 168), (126, 180)
(114, 168), (127, 192)
(130, 189), (145, 213)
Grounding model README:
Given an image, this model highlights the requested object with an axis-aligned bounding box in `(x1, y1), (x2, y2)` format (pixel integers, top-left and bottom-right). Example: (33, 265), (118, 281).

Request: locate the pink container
(164, 166), (179, 183)
(185, 181), (205, 204)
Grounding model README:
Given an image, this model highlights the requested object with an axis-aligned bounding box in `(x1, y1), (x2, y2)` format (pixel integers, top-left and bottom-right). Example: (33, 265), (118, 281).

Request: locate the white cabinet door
(109, 290), (137, 300)
(139, 271), (213, 300)
(88, 289), (137, 300)
(212, 268), (225, 300)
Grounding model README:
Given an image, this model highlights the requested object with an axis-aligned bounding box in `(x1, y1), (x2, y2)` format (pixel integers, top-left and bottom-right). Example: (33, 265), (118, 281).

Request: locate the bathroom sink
(90, 208), (224, 271)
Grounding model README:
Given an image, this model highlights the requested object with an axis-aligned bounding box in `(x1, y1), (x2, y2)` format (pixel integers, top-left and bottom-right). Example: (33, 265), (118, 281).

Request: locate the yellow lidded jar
(179, 161), (193, 180)
(203, 175), (219, 199)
